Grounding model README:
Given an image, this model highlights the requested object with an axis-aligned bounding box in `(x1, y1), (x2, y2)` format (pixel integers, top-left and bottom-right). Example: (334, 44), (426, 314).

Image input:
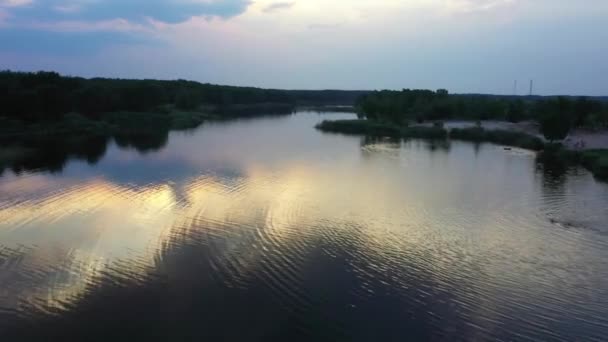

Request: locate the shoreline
(316, 119), (608, 181)
(412, 120), (608, 151)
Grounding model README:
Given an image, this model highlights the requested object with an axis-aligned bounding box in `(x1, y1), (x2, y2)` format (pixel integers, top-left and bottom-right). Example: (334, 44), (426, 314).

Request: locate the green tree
(506, 99), (525, 123)
(436, 89), (449, 98)
(176, 89), (199, 110)
(540, 112), (571, 142)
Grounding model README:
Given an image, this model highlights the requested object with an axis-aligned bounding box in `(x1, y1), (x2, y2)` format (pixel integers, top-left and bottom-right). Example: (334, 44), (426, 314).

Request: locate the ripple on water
(2, 113), (608, 341)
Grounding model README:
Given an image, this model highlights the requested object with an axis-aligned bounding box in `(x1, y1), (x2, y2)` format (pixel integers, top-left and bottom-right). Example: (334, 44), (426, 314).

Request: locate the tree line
(0, 70), (367, 122)
(356, 89), (608, 140)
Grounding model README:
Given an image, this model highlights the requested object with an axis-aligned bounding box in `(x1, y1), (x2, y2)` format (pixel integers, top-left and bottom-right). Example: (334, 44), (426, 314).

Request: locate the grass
(449, 127), (544, 151)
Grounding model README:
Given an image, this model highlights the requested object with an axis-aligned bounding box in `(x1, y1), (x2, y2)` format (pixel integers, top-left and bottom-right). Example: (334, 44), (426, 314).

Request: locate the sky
(0, 0), (607, 95)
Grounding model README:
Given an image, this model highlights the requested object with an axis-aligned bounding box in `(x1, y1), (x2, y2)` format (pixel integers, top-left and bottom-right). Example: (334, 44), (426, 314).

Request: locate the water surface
(1, 111), (608, 341)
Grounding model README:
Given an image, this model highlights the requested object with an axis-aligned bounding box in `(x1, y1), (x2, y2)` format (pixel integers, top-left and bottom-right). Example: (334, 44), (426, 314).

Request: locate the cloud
(0, 0), (252, 55)
(262, 2), (294, 13)
(3, 0), (253, 24)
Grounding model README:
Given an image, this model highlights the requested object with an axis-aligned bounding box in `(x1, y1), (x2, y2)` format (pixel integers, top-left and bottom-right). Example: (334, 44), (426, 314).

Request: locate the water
(1, 111), (608, 341)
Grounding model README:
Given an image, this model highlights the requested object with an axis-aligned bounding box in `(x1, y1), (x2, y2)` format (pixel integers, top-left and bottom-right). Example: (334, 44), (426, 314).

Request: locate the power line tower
(529, 80), (534, 96)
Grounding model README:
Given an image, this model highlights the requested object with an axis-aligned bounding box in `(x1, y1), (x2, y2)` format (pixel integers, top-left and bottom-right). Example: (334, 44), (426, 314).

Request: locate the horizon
(1, 1), (607, 95)
(5, 69), (608, 98)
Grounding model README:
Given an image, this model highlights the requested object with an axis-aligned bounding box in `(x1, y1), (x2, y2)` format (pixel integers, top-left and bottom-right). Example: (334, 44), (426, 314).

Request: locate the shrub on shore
(539, 145), (608, 180)
(580, 150), (608, 179)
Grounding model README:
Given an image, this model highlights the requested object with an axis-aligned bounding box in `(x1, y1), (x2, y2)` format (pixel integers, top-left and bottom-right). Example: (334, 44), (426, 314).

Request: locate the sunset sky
(1, 0), (607, 95)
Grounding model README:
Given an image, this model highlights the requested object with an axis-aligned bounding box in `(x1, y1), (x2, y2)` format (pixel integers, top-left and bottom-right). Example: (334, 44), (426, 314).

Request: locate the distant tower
(529, 80), (534, 96)
(513, 80), (518, 95)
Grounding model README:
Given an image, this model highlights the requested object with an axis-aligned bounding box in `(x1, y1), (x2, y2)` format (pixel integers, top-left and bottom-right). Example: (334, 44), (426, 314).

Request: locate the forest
(356, 89), (608, 141)
(0, 70), (365, 123)
(358, 89), (608, 125)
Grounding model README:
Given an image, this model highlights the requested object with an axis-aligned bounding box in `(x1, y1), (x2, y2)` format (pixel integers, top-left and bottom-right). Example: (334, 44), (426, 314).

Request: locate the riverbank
(539, 146), (608, 180)
(316, 119), (608, 181)
(414, 120), (608, 150)
(0, 109), (210, 141)
(0, 101), (299, 142)
(580, 150), (608, 179)
(316, 119), (540, 148)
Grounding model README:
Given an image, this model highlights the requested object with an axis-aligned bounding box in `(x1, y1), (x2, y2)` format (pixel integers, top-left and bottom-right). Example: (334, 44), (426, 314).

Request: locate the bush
(581, 150), (608, 179)
(595, 158), (608, 179)
(539, 112), (571, 142)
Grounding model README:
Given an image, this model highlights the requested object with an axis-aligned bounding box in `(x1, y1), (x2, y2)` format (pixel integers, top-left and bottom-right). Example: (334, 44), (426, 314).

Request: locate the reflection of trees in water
(359, 135), (401, 160)
(472, 142), (482, 156)
(403, 139), (451, 154)
(113, 130), (169, 154)
(535, 153), (569, 192)
(2, 136), (110, 175)
(422, 139), (451, 153)
(1, 130), (172, 176)
(360, 135), (400, 147)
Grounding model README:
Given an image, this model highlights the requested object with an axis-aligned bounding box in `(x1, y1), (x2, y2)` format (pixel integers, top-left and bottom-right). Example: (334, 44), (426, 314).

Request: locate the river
(1, 111), (608, 341)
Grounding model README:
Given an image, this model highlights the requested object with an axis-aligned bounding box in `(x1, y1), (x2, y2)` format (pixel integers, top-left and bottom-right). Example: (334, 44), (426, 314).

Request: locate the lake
(1, 111), (608, 341)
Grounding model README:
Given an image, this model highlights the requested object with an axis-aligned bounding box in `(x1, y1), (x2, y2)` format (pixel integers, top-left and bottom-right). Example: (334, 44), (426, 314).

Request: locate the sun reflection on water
(1, 113), (608, 340)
